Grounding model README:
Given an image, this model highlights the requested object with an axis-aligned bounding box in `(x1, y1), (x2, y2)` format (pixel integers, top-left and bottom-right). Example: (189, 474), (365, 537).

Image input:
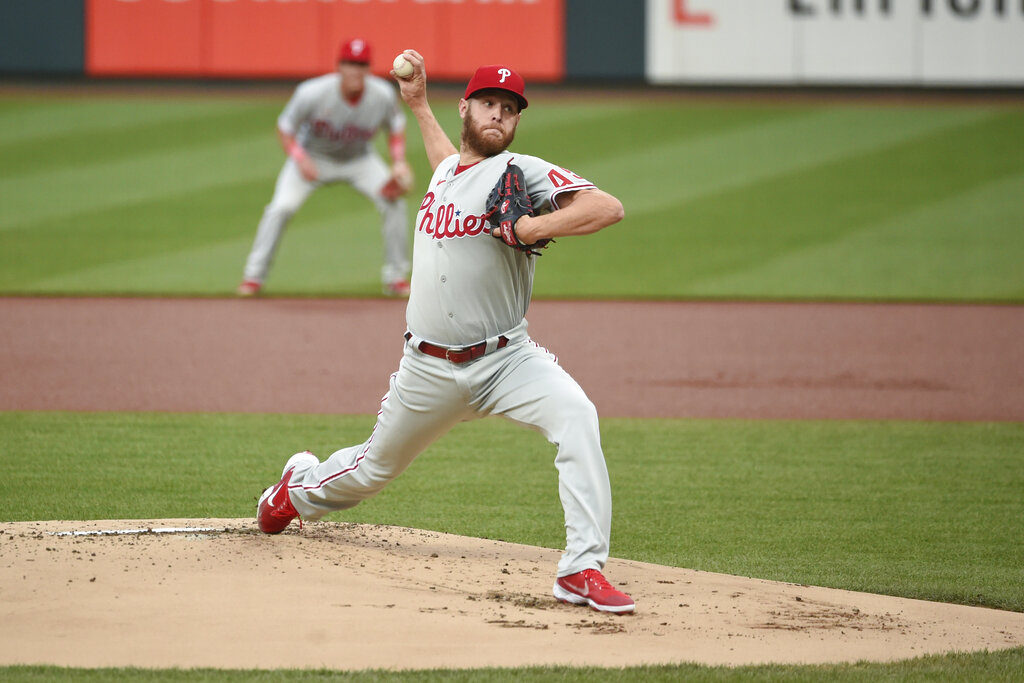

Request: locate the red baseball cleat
(237, 280), (262, 297)
(257, 451), (318, 534)
(383, 279), (411, 297)
(553, 569), (635, 614)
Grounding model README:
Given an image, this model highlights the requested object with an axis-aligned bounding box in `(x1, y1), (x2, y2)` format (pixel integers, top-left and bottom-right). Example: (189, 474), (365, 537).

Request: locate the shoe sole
(552, 581), (635, 614)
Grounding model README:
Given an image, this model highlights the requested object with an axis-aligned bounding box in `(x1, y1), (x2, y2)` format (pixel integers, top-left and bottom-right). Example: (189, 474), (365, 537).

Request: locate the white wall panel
(920, 7), (1024, 84)
(796, 2), (918, 83)
(647, 0), (795, 84)
(647, 0), (1024, 86)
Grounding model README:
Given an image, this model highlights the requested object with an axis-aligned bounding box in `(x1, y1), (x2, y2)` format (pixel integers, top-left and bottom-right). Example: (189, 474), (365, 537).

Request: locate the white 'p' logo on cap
(498, 68), (511, 83)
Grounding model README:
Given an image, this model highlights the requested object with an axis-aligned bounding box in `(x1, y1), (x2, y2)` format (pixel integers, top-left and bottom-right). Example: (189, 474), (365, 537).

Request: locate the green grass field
(1, 87), (1022, 680)
(1, 88), (1022, 300)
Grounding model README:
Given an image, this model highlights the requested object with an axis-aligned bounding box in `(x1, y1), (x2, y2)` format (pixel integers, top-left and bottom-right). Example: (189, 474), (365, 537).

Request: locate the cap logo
(498, 68), (511, 83)
(351, 40), (365, 56)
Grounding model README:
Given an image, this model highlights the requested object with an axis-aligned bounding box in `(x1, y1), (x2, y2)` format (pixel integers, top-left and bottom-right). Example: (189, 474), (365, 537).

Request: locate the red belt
(405, 332), (509, 364)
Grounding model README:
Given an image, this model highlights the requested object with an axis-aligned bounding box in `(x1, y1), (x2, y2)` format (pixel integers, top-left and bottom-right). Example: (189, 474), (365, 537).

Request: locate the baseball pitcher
(257, 53), (634, 613)
(238, 38), (413, 297)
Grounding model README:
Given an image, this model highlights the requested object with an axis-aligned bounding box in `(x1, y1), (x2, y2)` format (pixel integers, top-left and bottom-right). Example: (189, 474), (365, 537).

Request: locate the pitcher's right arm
(392, 50), (457, 171)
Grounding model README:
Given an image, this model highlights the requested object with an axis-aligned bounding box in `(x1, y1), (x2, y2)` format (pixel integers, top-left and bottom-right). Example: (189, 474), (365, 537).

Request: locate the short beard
(461, 110), (515, 157)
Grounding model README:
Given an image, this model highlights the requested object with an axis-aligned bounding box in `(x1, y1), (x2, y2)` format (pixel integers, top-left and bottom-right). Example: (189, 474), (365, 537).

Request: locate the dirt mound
(2, 519), (1021, 670)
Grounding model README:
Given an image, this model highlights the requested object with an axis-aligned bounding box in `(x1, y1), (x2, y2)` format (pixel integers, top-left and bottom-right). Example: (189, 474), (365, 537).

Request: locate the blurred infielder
(238, 38), (413, 297)
(257, 52), (634, 613)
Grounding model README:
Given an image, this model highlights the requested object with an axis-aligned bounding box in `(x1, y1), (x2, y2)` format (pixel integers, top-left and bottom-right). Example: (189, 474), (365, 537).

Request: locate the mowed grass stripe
(0, 96), (278, 146)
(0, 102), (282, 179)
(586, 106), (999, 217)
(665, 109), (1024, 296)
(1, 93), (1021, 300)
(0, 175), (279, 288)
(536, 109), (1024, 299)
(22, 202), (385, 295)
(513, 100), (807, 167)
(687, 170), (1024, 300)
(0, 173), (387, 292)
(0, 135), (282, 231)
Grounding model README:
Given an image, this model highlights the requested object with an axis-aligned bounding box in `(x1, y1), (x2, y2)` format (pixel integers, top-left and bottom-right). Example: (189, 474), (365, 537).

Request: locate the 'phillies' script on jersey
(310, 120), (376, 143)
(416, 193), (488, 239)
(416, 165), (587, 239)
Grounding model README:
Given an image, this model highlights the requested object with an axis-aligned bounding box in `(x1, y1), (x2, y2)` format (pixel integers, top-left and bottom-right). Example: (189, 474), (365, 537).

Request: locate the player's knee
(265, 201), (300, 218)
(379, 197), (406, 213)
(555, 396), (600, 438)
(272, 207), (299, 221)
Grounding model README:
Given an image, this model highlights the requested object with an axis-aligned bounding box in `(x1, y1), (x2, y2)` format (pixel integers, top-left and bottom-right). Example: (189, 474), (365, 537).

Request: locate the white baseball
(392, 54), (414, 79)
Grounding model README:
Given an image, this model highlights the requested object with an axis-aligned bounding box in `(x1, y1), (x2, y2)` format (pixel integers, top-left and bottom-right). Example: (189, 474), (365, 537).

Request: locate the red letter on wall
(674, 0), (714, 26)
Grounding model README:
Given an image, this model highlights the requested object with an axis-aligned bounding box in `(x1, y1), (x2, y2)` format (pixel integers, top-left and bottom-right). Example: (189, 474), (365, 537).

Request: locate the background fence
(3, 0), (1019, 86)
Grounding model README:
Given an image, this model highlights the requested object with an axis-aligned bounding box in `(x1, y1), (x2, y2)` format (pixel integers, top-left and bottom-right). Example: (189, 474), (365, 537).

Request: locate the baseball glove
(484, 162), (550, 256)
(380, 164), (413, 200)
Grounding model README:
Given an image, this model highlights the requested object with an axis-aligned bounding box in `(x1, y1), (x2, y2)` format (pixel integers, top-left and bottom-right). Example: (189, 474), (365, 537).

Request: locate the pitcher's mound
(2, 519), (1021, 670)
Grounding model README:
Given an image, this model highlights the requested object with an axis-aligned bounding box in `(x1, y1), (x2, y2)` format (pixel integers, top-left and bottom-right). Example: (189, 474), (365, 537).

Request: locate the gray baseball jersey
(278, 73), (405, 162)
(242, 72), (410, 288)
(284, 149), (614, 578)
(406, 150), (595, 345)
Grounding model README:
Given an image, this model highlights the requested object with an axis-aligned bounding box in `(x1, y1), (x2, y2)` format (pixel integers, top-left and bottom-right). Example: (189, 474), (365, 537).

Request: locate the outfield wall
(1, 0), (1021, 87)
(649, 0), (1024, 86)
(83, 0), (565, 81)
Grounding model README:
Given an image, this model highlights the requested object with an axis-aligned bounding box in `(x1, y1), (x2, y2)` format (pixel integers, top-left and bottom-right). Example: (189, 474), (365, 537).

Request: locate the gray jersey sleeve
(275, 74), (404, 161)
(512, 154), (598, 216)
(277, 79), (317, 137)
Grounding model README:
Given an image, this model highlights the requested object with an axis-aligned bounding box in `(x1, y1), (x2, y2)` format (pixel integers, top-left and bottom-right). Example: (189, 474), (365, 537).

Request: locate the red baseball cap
(464, 65), (528, 110)
(338, 38), (372, 65)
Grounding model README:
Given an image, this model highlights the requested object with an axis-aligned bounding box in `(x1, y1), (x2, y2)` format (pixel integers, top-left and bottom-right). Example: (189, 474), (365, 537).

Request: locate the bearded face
(461, 99), (518, 157)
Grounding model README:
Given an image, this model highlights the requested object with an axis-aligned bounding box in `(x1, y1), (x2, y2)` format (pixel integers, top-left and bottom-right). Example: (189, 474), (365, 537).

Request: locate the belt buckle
(445, 347), (462, 362)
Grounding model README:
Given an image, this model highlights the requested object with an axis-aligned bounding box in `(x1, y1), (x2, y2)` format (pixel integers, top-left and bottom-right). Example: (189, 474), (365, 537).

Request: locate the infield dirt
(2, 518), (1022, 670)
(1, 297), (1022, 670)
